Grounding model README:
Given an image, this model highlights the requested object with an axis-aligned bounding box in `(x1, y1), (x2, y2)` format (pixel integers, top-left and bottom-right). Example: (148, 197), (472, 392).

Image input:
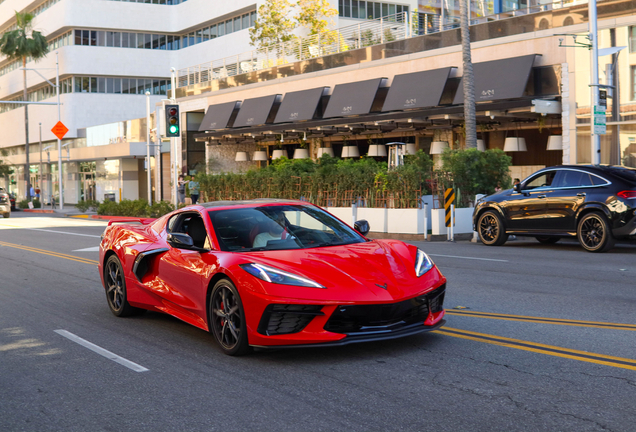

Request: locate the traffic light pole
(171, 68), (178, 209)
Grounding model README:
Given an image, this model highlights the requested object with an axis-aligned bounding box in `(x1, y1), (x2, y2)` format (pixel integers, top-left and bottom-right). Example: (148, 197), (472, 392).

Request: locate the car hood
(239, 239), (443, 302)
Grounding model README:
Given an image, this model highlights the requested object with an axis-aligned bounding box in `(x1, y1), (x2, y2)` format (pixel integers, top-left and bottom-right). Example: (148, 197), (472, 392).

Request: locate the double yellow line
(436, 327), (636, 371)
(0, 240), (98, 266)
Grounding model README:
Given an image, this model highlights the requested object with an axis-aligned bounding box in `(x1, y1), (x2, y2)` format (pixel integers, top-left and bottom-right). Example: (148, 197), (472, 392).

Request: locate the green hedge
(97, 199), (175, 218)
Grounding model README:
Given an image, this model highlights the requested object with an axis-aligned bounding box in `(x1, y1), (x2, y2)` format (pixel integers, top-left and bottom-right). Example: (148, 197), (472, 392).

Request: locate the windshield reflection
(208, 205), (366, 252)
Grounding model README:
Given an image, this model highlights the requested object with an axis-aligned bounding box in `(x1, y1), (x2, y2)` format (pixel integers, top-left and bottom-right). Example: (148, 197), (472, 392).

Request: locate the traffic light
(165, 104), (180, 137)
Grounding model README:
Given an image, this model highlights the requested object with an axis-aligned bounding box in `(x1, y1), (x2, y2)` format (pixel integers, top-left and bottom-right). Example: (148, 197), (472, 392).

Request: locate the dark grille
(325, 284), (446, 334)
(258, 304), (324, 336)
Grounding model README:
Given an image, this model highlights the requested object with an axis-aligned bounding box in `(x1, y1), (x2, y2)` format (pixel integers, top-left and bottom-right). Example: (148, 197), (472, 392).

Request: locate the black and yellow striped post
(444, 188), (455, 228)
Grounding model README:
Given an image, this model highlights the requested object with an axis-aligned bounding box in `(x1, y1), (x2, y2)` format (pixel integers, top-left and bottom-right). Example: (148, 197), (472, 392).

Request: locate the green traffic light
(169, 125), (179, 134)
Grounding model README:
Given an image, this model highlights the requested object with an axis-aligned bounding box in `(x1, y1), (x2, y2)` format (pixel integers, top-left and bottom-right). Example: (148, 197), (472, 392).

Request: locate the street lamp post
(39, 122), (42, 202)
(171, 67), (178, 208)
(589, 0), (601, 165)
(145, 91), (152, 204)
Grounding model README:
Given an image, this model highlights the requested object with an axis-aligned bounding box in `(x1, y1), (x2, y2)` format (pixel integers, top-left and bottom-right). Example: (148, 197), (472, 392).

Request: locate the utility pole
(460, 0), (476, 149)
(589, 0), (601, 165)
(39, 122), (42, 200)
(56, 52), (63, 209)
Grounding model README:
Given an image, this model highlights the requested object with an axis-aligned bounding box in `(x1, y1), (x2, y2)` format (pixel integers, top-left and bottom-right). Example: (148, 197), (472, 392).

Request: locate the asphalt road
(1, 213), (635, 432)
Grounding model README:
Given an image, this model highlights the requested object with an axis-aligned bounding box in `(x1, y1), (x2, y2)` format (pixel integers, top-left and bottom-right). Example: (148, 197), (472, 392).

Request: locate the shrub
(97, 200), (120, 216)
(18, 199), (29, 209)
(32, 198), (41, 208)
(149, 201), (175, 218)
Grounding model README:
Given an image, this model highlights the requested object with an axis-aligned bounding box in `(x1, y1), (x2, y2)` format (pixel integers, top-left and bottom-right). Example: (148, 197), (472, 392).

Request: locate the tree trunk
(23, 56), (31, 200)
(460, 0), (476, 149)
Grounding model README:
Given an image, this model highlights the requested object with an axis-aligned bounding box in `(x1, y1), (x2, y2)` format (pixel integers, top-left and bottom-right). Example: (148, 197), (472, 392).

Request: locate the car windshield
(208, 204), (366, 252)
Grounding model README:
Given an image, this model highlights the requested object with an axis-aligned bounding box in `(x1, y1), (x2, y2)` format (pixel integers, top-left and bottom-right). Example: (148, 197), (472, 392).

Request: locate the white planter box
(357, 207), (387, 233)
(387, 208), (426, 234)
(431, 208), (475, 235)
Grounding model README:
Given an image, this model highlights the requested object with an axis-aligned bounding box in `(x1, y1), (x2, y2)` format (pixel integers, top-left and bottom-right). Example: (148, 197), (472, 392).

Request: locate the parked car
(0, 188), (11, 218)
(99, 199), (447, 355)
(473, 165), (636, 252)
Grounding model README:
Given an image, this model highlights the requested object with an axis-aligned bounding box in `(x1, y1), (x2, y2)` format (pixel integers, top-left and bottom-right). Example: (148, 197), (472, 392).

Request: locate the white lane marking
(73, 246), (100, 252)
(428, 253), (509, 263)
(25, 228), (101, 238)
(54, 330), (149, 372)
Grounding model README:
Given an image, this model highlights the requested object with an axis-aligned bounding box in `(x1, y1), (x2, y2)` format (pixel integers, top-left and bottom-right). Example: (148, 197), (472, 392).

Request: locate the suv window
(525, 171), (556, 190)
(553, 170), (594, 188)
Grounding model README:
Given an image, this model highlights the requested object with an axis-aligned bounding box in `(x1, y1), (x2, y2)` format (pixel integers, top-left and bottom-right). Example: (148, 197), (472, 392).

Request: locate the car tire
(535, 236), (559, 244)
(3, 213), (9, 218)
(477, 210), (509, 246)
(104, 255), (145, 317)
(577, 212), (615, 253)
(209, 278), (251, 356)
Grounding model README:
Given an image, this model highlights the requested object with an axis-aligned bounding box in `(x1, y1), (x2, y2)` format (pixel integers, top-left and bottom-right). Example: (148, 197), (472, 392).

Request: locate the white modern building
(2, 0), (422, 202)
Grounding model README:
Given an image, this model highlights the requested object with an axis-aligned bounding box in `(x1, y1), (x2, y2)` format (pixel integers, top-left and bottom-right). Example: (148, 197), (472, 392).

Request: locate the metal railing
(177, 12), (409, 88)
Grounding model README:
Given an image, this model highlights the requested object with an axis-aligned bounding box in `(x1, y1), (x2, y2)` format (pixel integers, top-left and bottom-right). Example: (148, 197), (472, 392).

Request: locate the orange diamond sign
(51, 121), (69, 140)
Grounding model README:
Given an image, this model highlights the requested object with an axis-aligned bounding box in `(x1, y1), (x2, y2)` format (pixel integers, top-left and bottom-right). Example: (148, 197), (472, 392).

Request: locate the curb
(21, 209), (55, 214)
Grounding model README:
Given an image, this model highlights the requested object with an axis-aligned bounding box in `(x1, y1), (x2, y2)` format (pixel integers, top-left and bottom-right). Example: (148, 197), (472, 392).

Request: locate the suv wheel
(477, 210), (509, 246)
(577, 212), (615, 253)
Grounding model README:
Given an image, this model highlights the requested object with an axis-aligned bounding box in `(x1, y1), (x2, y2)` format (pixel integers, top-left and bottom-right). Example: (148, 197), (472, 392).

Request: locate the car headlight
(415, 249), (434, 277)
(240, 263), (326, 289)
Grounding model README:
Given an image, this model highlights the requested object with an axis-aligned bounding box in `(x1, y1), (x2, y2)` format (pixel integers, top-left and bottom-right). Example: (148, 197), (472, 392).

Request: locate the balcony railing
(177, 12), (409, 88)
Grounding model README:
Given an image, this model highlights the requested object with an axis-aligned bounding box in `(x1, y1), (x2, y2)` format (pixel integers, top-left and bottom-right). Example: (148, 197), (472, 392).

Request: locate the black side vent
(258, 304), (324, 336)
(132, 248), (169, 282)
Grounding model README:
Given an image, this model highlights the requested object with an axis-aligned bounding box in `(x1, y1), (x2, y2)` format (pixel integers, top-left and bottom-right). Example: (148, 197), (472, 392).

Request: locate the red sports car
(98, 199), (446, 355)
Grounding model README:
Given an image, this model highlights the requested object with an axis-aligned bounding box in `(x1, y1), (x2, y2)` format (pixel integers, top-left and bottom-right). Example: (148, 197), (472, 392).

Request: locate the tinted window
(590, 175), (608, 185)
(525, 171), (556, 190)
(553, 170), (593, 188)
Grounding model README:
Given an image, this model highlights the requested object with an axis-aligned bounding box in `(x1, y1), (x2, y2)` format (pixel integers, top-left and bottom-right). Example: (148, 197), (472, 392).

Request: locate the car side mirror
(354, 219), (370, 236)
(513, 184), (520, 192)
(167, 232), (194, 249)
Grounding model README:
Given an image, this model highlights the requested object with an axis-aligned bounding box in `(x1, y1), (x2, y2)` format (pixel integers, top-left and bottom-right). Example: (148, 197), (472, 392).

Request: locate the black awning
(198, 100), (242, 132)
(382, 67), (456, 111)
(274, 87), (330, 123)
(233, 94), (283, 128)
(322, 78), (388, 118)
(453, 54), (538, 104)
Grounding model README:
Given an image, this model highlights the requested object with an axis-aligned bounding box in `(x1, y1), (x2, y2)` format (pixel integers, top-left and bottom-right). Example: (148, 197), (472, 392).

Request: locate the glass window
(202, 27), (209, 42)
(74, 77), (82, 92)
(181, 35), (188, 48)
(553, 170), (590, 188)
(173, 36), (180, 49)
(226, 19), (233, 33)
(159, 35), (166, 49)
(144, 79), (152, 94)
(160, 80), (167, 95)
(113, 32), (121, 47)
(90, 77), (97, 93)
(145, 34), (152, 49)
(90, 31), (97, 46)
(382, 3), (388, 17)
(242, 14), (249, 29)
(218, 22), (225, 37)
(396, 4), (401, 14)
(153, 79), (160, 95)
(367, 2), (374, 18)
(82, 30), (89, 45)
(82, 77), (90, 93)
(196, 29), (202, 43)
(388, 4), (395, 15)
(106, 31), (114, 47)
(137, 33), (145, 49)
(129, 33), (136, 48)
(234, 16), (241, 32)
(75, 29), (82, 45)
(121, 32), (129, 48)
(403, 5), (408, 14)
(98, 77), (106, 93)
(359, 1), (366, 18)
(114, 78), (121, 94)
(352, 0), (358, 18)
(344, 0), (350, 17)
(630, 27), (636, 53)
(250, 11), (256, 26)
(210, 25), (217, 38)
(106, 77), (114, 93)
(189, 32), (195, 45)
(152, 34), (160, 49)
(339, 0), (344, 16)
(525, 171), (556, 189)
(122, 78), (130, 94)
(374, 2), (381, 18)
(97, 31), (105, 46)
(632, 66), (636, 101)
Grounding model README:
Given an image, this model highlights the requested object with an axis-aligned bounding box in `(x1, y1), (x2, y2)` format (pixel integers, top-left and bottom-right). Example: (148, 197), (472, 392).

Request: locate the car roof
(199, 198), (310, 209)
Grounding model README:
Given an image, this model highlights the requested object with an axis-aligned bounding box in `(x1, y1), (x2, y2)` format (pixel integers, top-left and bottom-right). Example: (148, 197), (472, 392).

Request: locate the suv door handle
(537, 194), (547, 199)
(577, 193), (586, 197)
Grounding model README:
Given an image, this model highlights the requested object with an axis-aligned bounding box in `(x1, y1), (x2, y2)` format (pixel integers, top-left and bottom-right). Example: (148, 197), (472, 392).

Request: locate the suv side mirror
(354, 219), (370, 236)
(513, 184), (520, 193)
(167, 232), (194, 249)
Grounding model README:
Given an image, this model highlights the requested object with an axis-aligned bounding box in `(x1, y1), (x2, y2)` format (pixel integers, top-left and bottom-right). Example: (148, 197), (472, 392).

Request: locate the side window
(525, 171), (556, 190)
(590, 174), (609, 185)
(553, 170), (590, 188)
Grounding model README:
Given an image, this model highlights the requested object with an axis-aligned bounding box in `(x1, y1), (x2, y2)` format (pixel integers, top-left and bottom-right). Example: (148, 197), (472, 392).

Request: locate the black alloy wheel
(535, 236), (560, 244)
(477, 210), (509, 246)
(104, 255), (144, 317)
(577, 212), (615, 253)
(209, 278), (250, 356)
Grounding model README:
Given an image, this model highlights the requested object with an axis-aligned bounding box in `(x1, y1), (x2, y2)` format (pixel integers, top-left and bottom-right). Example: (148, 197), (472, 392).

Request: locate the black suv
(473, 165), (636, 252)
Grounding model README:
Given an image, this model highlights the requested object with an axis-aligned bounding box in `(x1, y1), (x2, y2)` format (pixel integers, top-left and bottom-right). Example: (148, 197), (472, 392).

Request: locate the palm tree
(459, 0), (476, 149)
(0, 11), (48, 200)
